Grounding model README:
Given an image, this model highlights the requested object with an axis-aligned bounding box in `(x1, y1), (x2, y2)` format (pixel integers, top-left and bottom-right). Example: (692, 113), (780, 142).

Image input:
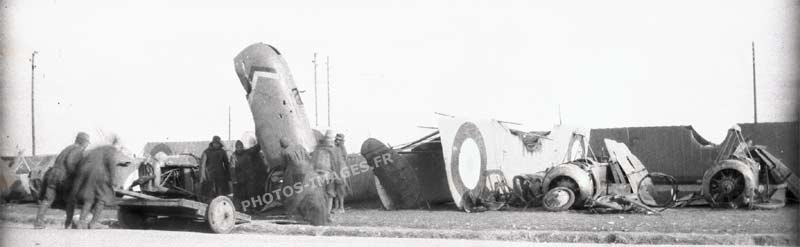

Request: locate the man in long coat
(230, 141), (267, 204)
(35, 132), (90, 229)
(311, 130), (347, 214)
(200, 136), (231, 200)
(332, 133), (350, 213)
(68, 136), (129, 229)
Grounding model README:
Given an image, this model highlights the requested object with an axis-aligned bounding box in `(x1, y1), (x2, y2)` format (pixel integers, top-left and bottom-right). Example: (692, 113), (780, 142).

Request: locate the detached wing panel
(605, 139), (650, 194)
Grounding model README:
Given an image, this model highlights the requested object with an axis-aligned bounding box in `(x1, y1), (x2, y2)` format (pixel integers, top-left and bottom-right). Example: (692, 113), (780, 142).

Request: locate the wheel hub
(709, 169), (746, 205)
(545, 190), (570, 208)
(719, 179), (735, 194)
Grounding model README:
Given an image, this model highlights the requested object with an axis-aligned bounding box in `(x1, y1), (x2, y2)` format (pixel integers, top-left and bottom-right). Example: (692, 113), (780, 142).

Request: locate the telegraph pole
(558, 104), (562, 125)
(326, 56), (331, 127)
(313, 52), (318, 126)
(751, 41), (758, 124)
(228, 105), (231, 142)
(30, 51), (38, 156)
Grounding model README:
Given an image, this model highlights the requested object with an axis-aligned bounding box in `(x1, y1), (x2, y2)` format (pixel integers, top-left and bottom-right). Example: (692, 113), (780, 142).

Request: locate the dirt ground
(330, 204), (799, 235)
(3, 201), (798, 235)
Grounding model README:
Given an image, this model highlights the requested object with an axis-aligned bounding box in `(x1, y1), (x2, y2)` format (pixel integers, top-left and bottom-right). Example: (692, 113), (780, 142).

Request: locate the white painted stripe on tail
(248, 71), (279, 103)
(250, 71), (279, 90)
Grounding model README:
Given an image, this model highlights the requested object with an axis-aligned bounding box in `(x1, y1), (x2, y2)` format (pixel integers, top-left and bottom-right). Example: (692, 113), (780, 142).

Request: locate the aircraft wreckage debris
(360, 118), (797, 214)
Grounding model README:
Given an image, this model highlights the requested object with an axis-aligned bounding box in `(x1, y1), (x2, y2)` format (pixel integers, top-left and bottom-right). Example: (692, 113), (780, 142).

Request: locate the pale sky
(1, 0), (798, 156)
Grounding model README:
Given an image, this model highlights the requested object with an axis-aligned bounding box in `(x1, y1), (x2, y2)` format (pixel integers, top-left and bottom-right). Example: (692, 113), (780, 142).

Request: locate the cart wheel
(543, 187), (575, 212)
(207, 196), (236, 234)
(117, 207), (146, 229)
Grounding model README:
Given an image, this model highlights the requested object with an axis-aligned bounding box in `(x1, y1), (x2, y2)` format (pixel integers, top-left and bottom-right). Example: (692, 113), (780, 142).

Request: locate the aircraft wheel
(705, 168), (748, 208)
(543, 187), (575, 212)
(207, 196), (236, 234)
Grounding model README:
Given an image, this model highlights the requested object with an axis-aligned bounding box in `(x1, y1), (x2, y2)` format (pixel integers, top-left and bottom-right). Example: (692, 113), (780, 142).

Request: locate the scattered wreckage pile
(361, 118), (798, 215)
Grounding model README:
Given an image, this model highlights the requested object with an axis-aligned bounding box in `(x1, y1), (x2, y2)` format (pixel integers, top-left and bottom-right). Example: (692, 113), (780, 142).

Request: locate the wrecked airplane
(361, 116), (591, 211)
(232, 43), (378, 224)
(589, 124), (797, 209)
(533, 139), (661, 213)
(700, 125), (796, 209)
(360, 118), (797, 213)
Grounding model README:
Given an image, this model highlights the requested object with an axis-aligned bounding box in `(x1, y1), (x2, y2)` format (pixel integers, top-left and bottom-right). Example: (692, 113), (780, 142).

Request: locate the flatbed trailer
(116, 190), (251, 233)
(115, 156), (251, 234)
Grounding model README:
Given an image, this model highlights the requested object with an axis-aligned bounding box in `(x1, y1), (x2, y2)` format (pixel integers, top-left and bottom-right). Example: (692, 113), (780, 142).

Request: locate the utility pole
(752, 41), (758, 124)
(30, 51), (38, 156)
(313, 52), (318, 126)
(228, 105), (231, 142)
(326, 56), (331, 127)
(558, 104), (562, 125)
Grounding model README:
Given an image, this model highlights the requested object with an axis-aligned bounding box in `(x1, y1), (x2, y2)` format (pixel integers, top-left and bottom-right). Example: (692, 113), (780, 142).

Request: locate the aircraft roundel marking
(449, 121), (487, 197)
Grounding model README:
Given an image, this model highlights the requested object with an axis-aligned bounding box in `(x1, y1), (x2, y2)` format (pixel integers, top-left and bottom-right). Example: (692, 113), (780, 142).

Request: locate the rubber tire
(207, 196), (236, 234)
(703, 166), (751, 208)
(117, 207), (146, 229)
(543, 187), (575, 212)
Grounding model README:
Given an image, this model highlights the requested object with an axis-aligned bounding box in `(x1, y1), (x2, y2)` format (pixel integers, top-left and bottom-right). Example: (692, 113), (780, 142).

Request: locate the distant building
(0, 154), (56, 202)
(23, 155), (57, 181)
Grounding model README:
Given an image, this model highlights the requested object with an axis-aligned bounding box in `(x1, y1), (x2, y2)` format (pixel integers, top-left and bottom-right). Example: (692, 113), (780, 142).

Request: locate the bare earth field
(2, 201), (798, 245)
(329, 204), (799, 235)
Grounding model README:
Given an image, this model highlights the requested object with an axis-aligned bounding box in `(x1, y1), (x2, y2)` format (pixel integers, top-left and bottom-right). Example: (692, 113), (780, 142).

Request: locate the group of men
(34, 130), (349, 229)
(276, 130), (349, 225)
(34, 132), (129, 229)
(195, 135), (268, 204)
(310, 130), (350, 214)
(197, 130), (349, 219)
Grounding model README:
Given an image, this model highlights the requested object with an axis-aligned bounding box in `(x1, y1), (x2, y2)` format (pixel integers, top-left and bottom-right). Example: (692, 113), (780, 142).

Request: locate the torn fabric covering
(438, 116), (588, 209)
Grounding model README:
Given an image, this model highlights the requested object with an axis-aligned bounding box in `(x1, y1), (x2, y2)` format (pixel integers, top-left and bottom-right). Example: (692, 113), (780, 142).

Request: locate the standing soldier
(311, 130), (346, 214)
(335, 134), (347, 155)
(332, 133), (350, 213)
(35, 132), (90, 229)
(229, 141), (245, 202)
(200, 136), (231, 200)
(231, 140), (268, 205)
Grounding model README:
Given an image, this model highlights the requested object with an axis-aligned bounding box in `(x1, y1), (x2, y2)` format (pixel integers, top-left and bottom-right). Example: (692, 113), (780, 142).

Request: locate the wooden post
(752, 41), (757, 124)
(327, 56), (331, 127)
(30, 51), (38, 156)
(313, 52), (318, 126)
